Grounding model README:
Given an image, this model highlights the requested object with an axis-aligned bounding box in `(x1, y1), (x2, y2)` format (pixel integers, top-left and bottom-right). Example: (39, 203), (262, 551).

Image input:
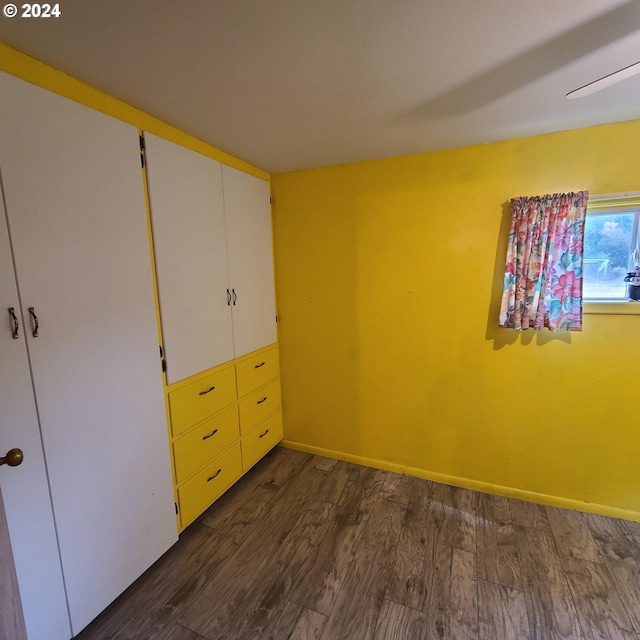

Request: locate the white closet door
(145, 133), (234, 383)
(222, 165), (277, 357)
(0, 72), (177, 635)
(0, 202), (70, 640)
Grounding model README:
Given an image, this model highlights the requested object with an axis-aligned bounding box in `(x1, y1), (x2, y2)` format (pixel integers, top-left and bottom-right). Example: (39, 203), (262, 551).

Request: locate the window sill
(584, 301), (640, 315)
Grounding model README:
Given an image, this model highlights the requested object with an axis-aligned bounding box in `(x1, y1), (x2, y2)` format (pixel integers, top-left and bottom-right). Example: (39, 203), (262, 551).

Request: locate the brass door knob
(0, 448), (24, 467)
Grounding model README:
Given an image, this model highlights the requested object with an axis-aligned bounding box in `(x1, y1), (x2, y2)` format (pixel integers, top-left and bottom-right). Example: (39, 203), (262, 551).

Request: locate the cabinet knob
(0, 448), (24, 467)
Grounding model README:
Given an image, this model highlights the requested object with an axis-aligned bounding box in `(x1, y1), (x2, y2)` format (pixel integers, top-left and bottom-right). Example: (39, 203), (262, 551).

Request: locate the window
(583, 193), (640, 301)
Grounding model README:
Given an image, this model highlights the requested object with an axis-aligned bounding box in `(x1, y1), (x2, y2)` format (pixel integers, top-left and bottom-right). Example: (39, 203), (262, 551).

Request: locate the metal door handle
(0, 448), (23, 467)
(8, 307), (19, 339)
(227, 289), (231, 306)
(232, 289), (237, 305)
(28, 307), (39, 337)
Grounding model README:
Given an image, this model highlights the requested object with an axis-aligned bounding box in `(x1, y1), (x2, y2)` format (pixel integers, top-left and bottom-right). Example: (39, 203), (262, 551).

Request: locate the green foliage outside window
(583, 212), (637, 299)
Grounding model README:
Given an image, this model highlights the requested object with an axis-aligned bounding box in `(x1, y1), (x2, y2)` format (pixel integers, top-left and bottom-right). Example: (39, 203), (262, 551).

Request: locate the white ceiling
(1, 0), (640, 173)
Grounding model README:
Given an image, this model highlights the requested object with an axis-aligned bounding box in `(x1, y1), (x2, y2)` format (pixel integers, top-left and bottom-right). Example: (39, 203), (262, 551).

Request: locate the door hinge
(139, 134), (146, 169)
(159, 345), (167, 373)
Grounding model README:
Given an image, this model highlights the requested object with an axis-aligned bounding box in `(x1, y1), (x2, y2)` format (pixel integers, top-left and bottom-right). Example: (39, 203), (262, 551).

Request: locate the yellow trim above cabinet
(0, 44), (269, 181)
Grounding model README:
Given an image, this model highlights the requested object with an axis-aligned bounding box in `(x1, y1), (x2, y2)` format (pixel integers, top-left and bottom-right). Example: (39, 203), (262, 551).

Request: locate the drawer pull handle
(202, 429), (219, 441)
(259, 429), (270, 439)
(254, 362), (266, 369)
(28, 307), (39, 337)
(257, 397), (268, 405)
(8, 307), (19, 339)
(199, 386), (216, 396)
(207, 468), (222, 482)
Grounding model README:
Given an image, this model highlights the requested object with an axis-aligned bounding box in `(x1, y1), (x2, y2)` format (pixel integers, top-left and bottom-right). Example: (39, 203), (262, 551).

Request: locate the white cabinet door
(0, 203), (70, 640)
(0, 72), (177, 636)
(145, 133), (234, 383)
(222, 165), (277, 358)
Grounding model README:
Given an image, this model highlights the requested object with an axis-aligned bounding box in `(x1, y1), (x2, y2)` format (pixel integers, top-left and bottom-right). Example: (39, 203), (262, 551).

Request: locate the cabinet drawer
(238, 379), (281, 436)
(178, 444), (242, 529)
(241, 411), (283, 472)
(173, 406), (239, 485)
(236, 346), (279, 397)
(168, 366), (236, 436)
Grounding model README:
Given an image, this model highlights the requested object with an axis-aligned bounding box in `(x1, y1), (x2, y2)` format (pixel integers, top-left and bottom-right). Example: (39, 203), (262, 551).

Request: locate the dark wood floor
(75, 446), (640, 640)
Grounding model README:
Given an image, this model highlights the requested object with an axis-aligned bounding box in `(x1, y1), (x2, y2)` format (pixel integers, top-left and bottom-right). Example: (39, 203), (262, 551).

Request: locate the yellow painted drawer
(241, 411), (283, 472)
(168, 366), (236, 436)
(178, 443), (242, 529)
(238, 379), (281, 436)
(173, 406), (239, 485)
(236, 345), (279, 398)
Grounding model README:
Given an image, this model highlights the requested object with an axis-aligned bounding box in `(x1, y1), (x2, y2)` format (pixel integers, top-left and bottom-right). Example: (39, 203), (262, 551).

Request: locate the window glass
(583, 212), (636, 300)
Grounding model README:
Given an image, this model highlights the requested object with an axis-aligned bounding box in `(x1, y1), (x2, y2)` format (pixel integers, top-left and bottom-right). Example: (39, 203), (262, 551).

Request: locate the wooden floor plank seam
(74, 447), (640, 640)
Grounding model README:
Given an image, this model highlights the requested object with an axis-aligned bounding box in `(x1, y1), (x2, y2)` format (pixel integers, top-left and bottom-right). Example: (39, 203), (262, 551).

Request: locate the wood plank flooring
(75, 447), (640, 640)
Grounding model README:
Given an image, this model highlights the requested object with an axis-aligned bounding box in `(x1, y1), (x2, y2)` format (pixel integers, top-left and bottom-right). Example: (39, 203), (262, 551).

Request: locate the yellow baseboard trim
(280, 439), (640, 523)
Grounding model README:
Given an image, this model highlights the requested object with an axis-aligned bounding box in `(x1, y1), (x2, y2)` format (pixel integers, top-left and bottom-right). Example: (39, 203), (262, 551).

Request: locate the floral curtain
(499, 191), (589, 331)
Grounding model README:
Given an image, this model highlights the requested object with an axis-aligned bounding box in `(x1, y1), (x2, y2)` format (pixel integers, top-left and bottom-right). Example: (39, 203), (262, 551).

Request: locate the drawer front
(236, 346), (279, 397)
(241, 411), (283, 472)
(238, 379), (281, 436)
(173, 406), (239, 485)
(178, 444), (242, 529)
(169, 366), (236, 436)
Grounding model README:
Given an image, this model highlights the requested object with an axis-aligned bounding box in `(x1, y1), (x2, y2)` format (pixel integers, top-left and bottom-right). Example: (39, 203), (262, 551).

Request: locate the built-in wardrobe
(0, 70), (281, 639)
(143, 133), (282, 532)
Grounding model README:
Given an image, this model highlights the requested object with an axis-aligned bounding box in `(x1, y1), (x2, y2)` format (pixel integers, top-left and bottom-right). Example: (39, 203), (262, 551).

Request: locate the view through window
(583, 194), (640, 301)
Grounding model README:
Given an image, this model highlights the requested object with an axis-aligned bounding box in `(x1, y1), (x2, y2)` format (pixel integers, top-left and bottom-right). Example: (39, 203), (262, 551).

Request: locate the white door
(145, 133), (234, 383)
(0, 72), (177, 636)
(222, 165), (277, 357)
(0, 193), (70, 640)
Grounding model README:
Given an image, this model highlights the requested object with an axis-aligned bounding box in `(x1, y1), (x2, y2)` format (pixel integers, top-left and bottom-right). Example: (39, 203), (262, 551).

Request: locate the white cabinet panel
(0, 200), (70, 640)
(222, 165), (277, 358)
(144, 133), (234, 383)
(0, 72), (177, 636)
(144, 137), (277, 381)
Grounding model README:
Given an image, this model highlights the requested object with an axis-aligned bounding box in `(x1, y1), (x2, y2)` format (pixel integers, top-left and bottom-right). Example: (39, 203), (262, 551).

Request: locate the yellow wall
(272, 121), (640, 520)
